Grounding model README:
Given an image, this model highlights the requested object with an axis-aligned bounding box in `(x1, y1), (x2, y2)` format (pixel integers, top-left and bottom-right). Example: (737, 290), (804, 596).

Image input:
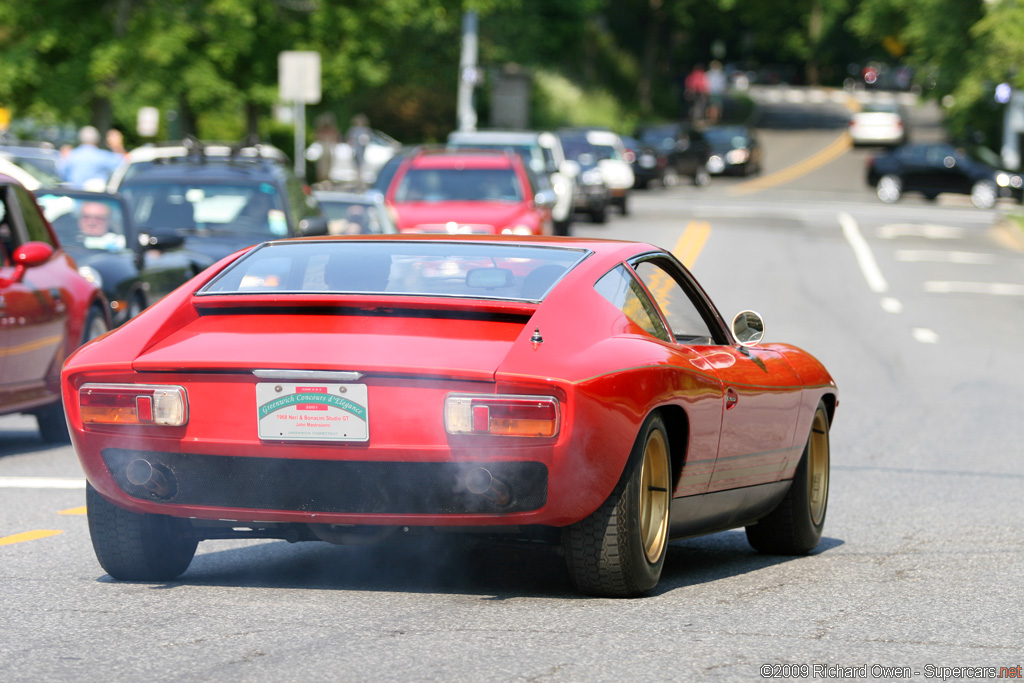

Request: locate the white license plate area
(256, 382), (368, 442)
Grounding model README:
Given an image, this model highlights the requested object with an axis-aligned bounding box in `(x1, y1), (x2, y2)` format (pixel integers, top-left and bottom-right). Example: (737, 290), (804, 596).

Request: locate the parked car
(0, 144), (63, 187)
(704, 124), (762, 176)
(34, 188), (213, 326)
(1, 174), (110, 442)
(555, 135), (610, 223)
(866, 141), (1023, 209)
(312, 190), (399, 235)
(384, 147), (556, 235)
(621, 135), (667, 189)
(63, 234), (836, 597)
(447, 129), (578, 235)
(107, 138), (290, 189)
(849, 102), (908, 147)
(635, 122), (712, 187)
(558, 129), (634, 214)
(111, 139), (329, 263)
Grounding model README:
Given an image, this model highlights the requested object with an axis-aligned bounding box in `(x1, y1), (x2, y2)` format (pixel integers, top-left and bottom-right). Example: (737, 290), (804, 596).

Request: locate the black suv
(111, 139), (328, 263)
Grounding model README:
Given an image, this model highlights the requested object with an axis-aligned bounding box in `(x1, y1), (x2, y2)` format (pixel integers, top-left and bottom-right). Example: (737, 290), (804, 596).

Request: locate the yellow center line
(673, 220), (711, 269)
(0, 529), (64, 546)
(59, 506), (87, 516)
(727, 132), (854, 197)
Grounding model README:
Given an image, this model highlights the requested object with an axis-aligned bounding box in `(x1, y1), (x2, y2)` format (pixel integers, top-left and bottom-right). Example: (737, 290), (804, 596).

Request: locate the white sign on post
(278, 51), (322, 104)
(278, 51), (322, 176)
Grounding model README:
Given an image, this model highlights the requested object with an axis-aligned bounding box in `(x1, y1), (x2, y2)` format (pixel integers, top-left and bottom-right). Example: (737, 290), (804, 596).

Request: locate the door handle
(726, 387), (739, 410)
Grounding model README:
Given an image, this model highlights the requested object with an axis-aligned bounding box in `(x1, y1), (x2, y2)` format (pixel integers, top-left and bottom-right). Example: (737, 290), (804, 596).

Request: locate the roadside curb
(993, 213), (1024, 252)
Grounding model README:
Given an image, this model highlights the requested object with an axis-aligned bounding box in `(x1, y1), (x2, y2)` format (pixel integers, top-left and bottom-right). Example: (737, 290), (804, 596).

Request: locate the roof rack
(134, 136), (289, 166)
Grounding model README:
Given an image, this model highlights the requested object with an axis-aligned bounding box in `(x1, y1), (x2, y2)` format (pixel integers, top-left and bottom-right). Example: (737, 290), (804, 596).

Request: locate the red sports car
(385, 148), (557, 235)
(62, 235), (836, 597)
(1, 173), (110, 442)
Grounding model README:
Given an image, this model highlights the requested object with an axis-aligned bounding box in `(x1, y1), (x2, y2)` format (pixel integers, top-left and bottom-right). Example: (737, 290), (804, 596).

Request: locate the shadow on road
(93, 529), (845, 599)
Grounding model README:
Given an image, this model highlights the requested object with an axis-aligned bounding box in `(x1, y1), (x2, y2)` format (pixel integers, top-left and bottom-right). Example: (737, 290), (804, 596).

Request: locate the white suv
(447, 129), (578, 235)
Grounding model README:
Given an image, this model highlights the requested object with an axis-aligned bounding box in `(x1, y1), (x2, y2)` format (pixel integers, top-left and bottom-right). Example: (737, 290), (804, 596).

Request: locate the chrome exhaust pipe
(126, 458), (175, 499)
(465, 467), (511, 506)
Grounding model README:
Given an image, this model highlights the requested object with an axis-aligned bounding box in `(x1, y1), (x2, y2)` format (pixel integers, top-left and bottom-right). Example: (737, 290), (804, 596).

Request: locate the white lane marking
(912, 328), (940, 344)
(924, 281), (1024, 296)
(0, 477), (86, 489)
(877, 224), (968, 240)
(840, 212), (889, 293)
(895, 250), (996, 264)
(880, 297), (903, 313)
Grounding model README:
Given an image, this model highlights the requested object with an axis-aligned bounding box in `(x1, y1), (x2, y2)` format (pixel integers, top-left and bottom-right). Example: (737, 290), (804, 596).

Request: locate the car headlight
(726, 148), (750, 164)
(1012, 175), (1023, 189)
(78, 265), (102, 289)
(581, 169), (604, 185)
(502, 225), (534, 235)
(996, 172), (1010, 187)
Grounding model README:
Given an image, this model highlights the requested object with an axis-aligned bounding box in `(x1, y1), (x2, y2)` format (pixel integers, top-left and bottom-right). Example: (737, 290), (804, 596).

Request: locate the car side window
(0, 189), (24, 264)
(632, 259), (717, 345)
(594, 265), (671, 342)
(12, 185), (55, 247)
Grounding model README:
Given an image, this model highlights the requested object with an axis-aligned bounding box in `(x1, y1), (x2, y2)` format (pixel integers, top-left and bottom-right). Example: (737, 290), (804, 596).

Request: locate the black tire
(746, 401), (830, 554)
(617, 194), (629, 215)
(36, 401), (71, 444)
(86, 483), (198, 581)
(563, 413), (672, 597)
(590, 202), (608, 224)
(693, 166), (711, 187)
(553, 217), (572, 237)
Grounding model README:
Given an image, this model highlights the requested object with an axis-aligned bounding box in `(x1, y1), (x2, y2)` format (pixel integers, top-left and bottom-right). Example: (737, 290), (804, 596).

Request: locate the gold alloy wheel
(807, 409), (830, 526)
(639, 428), (671, 563)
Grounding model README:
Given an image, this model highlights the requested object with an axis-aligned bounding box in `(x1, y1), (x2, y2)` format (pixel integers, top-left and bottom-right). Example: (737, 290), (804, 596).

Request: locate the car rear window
(199, 240), (588, 301)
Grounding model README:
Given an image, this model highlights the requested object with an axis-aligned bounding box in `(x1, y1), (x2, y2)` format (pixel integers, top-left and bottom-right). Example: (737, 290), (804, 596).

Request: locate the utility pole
(457, 11), (479, 132)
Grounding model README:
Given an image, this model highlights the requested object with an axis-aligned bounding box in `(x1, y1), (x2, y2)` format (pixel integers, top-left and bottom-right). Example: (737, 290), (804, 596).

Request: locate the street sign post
(278, 51), (322, 176)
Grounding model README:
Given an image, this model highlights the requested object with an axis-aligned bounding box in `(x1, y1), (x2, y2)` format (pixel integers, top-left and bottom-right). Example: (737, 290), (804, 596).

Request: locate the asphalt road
(2, 89), (1023, 682)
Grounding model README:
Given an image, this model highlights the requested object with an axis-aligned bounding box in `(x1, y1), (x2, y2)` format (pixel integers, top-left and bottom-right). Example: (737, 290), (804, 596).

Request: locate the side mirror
(731, 310), (765, 347)
(1, 241), (54, 286)
(138, 230), (185, 251)
(534, 189), (558, 209)
(298, 215), (329, 237)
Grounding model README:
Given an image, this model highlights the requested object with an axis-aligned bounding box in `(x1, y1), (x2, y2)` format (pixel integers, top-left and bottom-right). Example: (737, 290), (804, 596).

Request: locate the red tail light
(79, 384), (188, 426)
(444, 394), (560, 437)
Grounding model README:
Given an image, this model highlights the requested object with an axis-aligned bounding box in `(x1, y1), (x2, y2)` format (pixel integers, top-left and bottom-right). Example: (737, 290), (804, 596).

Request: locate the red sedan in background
(384, 148), (557, 235)
(1, 174), (110, 442)
(63, 235), (836, 597)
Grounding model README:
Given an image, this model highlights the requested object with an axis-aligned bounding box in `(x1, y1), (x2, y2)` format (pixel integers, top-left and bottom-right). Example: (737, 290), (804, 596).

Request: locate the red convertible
(63, 235), (836, 597)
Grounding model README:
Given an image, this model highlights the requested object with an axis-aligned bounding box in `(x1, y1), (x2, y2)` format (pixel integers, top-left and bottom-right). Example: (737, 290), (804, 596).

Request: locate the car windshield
(559, 138), (598, 165)
(638, 129), (677, 151)
(968, 145), (1003, 168)
(199, 240), (588, 301)
(35, 192), (129, 252)
(120, 182), (287, 236)
(1, 152), (61, 185)
(394, 168), (523, 202)
(704, 127), (749, 146)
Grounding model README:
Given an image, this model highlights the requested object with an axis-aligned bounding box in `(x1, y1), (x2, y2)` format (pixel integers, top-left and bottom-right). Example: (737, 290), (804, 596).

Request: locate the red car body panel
(62, 235), (836, 533)
(1, 175), (107, 418)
